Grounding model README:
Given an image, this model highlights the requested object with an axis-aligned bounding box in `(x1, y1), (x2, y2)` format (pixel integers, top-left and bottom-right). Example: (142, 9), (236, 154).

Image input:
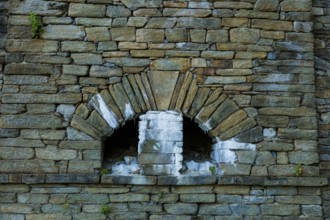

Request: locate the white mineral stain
(96, 94), (119, 129)
(124, 103), (135, 120)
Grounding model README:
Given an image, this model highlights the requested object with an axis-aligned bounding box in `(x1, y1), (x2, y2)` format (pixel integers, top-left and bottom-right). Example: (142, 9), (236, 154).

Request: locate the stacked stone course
(0, 0), (329, 218)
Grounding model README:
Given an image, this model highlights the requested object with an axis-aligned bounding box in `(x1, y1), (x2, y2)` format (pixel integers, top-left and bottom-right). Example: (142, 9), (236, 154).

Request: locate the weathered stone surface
(102, 175), (156, 185)
(106, 6), (131, 17)
(36, 146), (77, 160)
(199, 204), (232, 215)
(6, 39), (58, 53)
(2, 94), (81, 104)
(254, 0), (279, 11)
(90, 66), (122, 78)
(230, 28), (260, 44)
(148, 71), (179, 110)
(251, 95), (300, 107)
(235, 126), (263, 143)
(164, 8), (211, 17)
(111, 27), (135, 41)
(10, 0), (66, 16)
(151, 58), (190, 72)
(146, 17), (177, 28)
(261, 204), (300, 216)
(252, 19), (293, 31)
(121, 0), (162, 9)
(281, 0), (311, 12)
(164, 203), (198, 215)
(69, 3), (106, 17)
(0, 160), (58, 173)
(177, 18), (221, 29)
(72, 53), (102, 65)
(71, 115), (104, 140)
(61, 41), (96, 53)
(76, 18), (112, 26)
(86, 27), (110, 42)
(42, 25), (85, 40)
(0, 115), (62, 129)
(0, 147), (34, 160)
(136, 29), (164, 43)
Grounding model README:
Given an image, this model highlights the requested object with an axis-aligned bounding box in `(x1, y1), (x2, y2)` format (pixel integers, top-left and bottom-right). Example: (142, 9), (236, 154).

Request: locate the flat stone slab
(101, 175), (157, 185)
(158, 175), (217, 185)
(45, 174), (100, 183)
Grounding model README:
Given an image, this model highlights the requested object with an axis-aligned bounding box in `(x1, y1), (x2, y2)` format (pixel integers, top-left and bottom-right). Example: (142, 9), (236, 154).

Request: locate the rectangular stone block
(46, 174), (99, 183)
(0, 160), (58, 173)
(68, 161), (102, 173)
(2, 94), (82, 104)
(163, 8), (211, 17)
(72, 53), (102, 65)
(198, 204), (231, 215)
(76, 18), (112, 26)
(6, 39), (58, 53)
(177, 17), (221, 29)
(42, 25), (85, 40)
(164, 203), (198, 215)
(5, 63), (59, 75)
(180, 194), (215, 203)
(111, 27), (136, 41)
(138, 153), (176, 165)
(101, 175), (157, 185)
(109, 193), (150, 202)
(4, 75), (48, 85)
(261, 204), (300, 216)
(137, 29), (164, 43)
(69, 3), (106, 17)
(252, 19), (293, 31)
(0, 115), (62, 129)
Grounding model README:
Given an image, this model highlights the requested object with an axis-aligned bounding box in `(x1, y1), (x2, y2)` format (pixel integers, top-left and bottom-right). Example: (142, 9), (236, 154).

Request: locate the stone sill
(0, 174), (328, 186)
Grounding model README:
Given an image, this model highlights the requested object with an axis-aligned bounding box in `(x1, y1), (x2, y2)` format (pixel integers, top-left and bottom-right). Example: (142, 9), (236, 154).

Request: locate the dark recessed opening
(182, 117), (213, 161)
(103, 119), (139, 164)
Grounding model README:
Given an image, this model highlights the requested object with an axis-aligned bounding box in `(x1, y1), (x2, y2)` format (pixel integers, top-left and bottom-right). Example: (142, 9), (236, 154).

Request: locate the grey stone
(75, 18), (112, 26)
(18, 194), (48, 204)
(0, 147), (34, 160)
(121, 0), (162, 9)
(180, 194), (215, 203)
(261, 204), (300, 216)
(146, 18), (177, 28)
(61, 42), (96, 53)
(151, 58), (190, 72)
(251, 95), (300, 107)
(70, 115), (104, 140)
(2, 94), (82, 104)
(0, 160), (58, 173)
(5, 63), (59, 75)
(0, 129), (20, 138)
(67, 194), (108, 204)
(255, 152), (276, 165)
(90, 66), (122, 78)
(199, 204), (232, 215)
(72, 53), (103, 65)
(69, 3), (105, 17)
(109, 193), (150, 202)
(6, 39), (59, 53)
(164, 203), (198, 215)
(106, 6), (131, 17)
(101, 175), (157, 185)
(42, 25), (85, 40)
(288, 152), (319, 165)
(36, 146), (77, 160)
(177, 18), (221, 29)
(10, 0), (66, 16)
(254, 0), (279, 11)
(229, 204), (260, 216)
(235, 126), (263, 143)
(46, 174), (99, 183)
(0, 115), (62, 129)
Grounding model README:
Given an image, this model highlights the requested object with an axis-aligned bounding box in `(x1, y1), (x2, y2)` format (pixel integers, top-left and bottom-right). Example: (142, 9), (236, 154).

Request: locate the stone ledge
(45, 174), (100, 183)
(101, 174), (157, 185)
(0, 174), (328, 186)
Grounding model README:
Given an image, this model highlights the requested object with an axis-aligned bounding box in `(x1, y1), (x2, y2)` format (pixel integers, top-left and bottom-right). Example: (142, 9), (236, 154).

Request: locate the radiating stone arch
(68, 70), (259, 142)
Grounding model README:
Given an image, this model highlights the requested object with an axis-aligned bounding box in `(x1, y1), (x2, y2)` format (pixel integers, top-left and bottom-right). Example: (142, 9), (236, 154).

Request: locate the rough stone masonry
(0, 0), (330, 219)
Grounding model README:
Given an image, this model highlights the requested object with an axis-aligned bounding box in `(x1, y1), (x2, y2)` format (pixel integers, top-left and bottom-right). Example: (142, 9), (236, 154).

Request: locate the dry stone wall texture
(0, 0), (329, 218)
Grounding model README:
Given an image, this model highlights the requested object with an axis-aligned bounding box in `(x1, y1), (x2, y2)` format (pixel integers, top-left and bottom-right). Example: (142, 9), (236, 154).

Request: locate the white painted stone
(263, 128), (276, 138)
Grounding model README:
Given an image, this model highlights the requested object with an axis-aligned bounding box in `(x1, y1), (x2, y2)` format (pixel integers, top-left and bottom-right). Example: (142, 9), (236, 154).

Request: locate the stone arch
(65, 71), (260, 174)
(69, 71), (258, 140)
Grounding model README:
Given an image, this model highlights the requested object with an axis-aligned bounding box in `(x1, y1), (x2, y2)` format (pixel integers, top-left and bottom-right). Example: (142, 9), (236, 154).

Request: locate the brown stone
(148, 71), (179, 110)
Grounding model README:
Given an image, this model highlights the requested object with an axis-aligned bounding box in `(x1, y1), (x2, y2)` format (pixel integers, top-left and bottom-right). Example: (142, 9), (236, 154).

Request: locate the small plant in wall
(28, 13), (43, 39)
(101, 204), (112, 215)
(296, 163), (303, 177)
(100, 168), (110, 175)
(209, 166), (216, 175)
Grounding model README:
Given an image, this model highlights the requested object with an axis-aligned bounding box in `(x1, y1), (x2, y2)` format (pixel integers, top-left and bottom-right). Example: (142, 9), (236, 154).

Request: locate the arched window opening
(103, 119), (140, 174)
(182, 117), (213, 162)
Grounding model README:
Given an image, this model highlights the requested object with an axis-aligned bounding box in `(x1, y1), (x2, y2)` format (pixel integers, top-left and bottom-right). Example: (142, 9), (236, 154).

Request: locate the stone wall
(1, 0), (330, 218)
